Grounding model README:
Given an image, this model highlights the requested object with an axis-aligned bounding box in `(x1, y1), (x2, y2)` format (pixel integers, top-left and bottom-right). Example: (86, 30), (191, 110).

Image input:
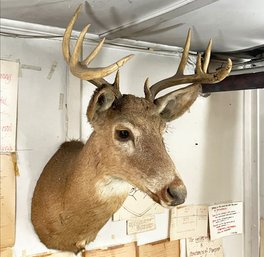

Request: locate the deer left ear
(87, 86), (120, 122)
(155, 84), (200, 122)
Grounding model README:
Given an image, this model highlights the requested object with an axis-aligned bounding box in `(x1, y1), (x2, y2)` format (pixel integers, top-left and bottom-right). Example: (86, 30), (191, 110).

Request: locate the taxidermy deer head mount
(31, 4), (232, 253)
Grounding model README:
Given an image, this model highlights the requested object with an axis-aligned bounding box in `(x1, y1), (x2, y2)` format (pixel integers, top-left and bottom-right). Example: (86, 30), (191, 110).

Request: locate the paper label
(170, 205), (208, 240)
(208, 202), (243, 240)
(127, 215), (156, 235)
(113, 188), (164, 221)
(186, 236), (224, 257)
(0, 60), (19, 153)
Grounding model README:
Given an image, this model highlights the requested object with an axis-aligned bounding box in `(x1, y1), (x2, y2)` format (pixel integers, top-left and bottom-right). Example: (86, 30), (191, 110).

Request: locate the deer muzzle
(158, 178), (187, 207)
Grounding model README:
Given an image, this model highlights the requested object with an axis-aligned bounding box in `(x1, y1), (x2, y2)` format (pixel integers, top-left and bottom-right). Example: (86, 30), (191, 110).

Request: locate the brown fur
(31, 92), (190, 253)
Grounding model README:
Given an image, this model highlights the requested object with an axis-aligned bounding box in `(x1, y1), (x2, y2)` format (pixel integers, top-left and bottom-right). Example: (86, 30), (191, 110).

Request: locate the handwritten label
(0, 60), (19, 153)
(208, 202), (243, 240)
(0, 73), (12, 83)
(170, 205), (208, 240)
(186, 236), (224, 257)
(127, 215), (156, 235)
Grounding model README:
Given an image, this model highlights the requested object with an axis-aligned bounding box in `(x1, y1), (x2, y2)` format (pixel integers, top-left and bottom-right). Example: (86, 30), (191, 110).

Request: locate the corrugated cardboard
(83, 243), (136, 257)
(0, 247), (13, 257)
(0, 154), (16, 248)
(137, 239), (180, 257)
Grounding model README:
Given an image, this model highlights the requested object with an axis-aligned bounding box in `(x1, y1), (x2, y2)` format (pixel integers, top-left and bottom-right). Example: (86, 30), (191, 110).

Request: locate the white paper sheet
(113, 188), (164, 221)
(127, 215), (156, 235)
(186, 236), (224, 257)
(0, 60), (19, 153)
(170, 205), (208, 240)
(208, 202), (243, 240)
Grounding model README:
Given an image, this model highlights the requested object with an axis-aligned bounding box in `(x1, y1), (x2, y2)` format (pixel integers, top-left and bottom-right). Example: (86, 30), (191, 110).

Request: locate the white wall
(1, 32), (244, 257)
(1, 35), (68, 254)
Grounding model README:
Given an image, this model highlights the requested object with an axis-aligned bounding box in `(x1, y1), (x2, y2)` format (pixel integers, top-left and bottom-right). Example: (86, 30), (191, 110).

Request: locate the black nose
(167, 183), (187, 206)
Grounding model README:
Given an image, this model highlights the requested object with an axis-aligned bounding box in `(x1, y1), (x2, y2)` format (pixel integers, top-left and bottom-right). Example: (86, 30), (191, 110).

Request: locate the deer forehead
(118, 94), (156, 110)
(107, 95), (166, 130)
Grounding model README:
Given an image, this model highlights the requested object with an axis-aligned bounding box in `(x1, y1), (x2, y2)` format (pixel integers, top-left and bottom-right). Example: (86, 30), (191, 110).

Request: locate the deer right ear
(87, 86), (120, 122)
(155, 84), (200, 122)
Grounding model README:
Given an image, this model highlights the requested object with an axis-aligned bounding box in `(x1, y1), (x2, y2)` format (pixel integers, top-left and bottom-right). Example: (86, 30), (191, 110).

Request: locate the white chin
(159, 200), (175, 209)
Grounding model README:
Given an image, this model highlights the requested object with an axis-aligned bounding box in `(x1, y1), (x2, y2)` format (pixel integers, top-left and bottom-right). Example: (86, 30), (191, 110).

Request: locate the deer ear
(155, 84), (200, 122)
(87, 86), (119, 122)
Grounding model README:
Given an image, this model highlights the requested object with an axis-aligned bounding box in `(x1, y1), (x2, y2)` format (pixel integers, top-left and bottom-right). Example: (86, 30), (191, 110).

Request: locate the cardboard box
(0, 154), (16, 248)
(0, 248), (13, 257)
(137, 240), (180, 257)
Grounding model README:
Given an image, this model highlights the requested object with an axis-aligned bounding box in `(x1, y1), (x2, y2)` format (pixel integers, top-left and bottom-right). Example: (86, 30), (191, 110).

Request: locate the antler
(62, 4), (133, 88)
(145, 30), (232, 101)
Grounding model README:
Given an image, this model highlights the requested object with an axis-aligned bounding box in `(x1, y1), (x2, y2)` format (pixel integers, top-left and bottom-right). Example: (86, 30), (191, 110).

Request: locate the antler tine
(62, 4), (134, 87)
(144, 78), (153, 101)
(62, 4), (82, 64)
(196, 53), (203, 75)
(70, 24), (90, 69)
(176, 29), (192, 76)
(147, 30), (232, 99)
(203, 39), (212, 73)
(149, 29), (192, 98)
(113, 70), (120, 90)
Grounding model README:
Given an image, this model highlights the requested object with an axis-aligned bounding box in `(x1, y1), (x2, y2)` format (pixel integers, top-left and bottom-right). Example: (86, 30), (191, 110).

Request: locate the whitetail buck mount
(31, 4), (232, 253)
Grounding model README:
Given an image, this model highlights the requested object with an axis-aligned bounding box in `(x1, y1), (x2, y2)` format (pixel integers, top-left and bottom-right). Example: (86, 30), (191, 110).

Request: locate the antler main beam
(62, 4), (133, 86)
(148, 30), (232, 99)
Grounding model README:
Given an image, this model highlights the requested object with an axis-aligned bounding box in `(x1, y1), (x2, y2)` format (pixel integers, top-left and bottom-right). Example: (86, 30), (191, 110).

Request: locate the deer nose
(166, 180), (187, 206)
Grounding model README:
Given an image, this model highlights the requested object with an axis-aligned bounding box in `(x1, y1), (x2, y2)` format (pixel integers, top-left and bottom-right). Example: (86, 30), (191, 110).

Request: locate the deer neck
(65, 132), (131, 218)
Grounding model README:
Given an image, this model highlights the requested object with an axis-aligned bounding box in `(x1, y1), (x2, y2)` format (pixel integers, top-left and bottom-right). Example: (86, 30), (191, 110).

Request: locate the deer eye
(116, 129), (130, 141)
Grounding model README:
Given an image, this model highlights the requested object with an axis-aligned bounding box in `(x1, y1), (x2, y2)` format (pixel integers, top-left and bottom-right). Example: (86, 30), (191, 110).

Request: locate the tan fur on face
(89, 95), (181, 198)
